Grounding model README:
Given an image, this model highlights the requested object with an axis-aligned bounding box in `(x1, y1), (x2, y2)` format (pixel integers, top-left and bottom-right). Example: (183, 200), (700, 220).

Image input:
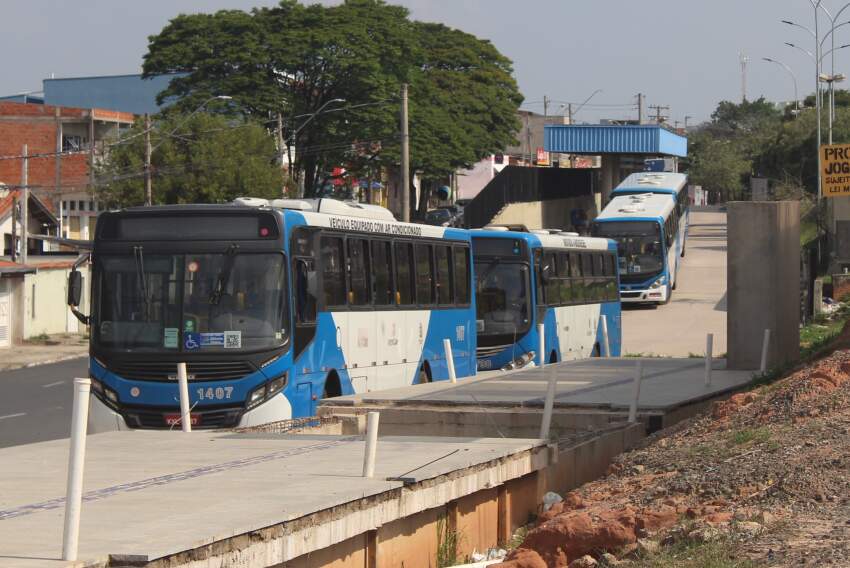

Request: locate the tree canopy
(141, 0), (523, 205)
(95, 113), (283, 207)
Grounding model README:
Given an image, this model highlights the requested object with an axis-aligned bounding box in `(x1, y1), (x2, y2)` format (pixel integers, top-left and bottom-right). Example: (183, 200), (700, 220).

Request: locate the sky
(0, 1), (843, 125)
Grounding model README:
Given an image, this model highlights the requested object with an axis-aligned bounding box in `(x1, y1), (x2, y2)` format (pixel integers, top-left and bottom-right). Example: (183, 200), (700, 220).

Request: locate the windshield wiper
(209, 244), (240, 305)
(476, 258), (501, 284)
(133, 246), (151, 315)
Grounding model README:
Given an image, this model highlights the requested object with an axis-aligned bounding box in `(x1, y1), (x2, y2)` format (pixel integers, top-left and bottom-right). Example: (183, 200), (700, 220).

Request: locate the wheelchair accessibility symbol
(184, 332), (201, 350)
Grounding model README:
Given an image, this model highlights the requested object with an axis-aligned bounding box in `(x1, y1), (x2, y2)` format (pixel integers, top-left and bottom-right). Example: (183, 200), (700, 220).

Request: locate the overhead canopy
(544, 124), (687, 157)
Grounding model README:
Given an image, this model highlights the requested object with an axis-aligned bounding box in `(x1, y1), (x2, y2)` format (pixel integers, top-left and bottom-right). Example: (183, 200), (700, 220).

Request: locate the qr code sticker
(224, 331), (242, 349)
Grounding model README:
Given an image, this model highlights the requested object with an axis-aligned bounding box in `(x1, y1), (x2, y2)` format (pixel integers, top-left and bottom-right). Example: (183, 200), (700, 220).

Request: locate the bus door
(346, 237), (376, 392)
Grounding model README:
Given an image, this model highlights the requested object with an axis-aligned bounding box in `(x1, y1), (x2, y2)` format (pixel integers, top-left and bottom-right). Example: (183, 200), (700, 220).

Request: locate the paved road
(621, 207), (727, 357)
(0, 357), (87, 448)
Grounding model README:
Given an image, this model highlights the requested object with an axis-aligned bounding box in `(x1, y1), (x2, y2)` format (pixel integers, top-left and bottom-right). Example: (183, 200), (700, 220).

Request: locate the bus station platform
(320, 357), (754, 437)
(0, 430), (565, 567)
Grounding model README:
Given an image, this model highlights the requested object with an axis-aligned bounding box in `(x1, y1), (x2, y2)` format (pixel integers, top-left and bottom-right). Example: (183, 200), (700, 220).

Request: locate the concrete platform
(0, 431), (550, 567)
(319, 358), (753, 437)
(325, 357), (752, 411)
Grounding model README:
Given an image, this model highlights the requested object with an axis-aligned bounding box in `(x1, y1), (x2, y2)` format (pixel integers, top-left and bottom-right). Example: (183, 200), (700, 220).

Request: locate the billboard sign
(822, 143), (850, 197)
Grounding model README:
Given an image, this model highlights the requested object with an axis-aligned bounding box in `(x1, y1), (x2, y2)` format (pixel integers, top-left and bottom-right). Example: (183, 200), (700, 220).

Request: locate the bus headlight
(501, 351), (536, 371)
(246, 372), (289, 409)
(90, 376), (120, 410)
(649, 275), (667, 289)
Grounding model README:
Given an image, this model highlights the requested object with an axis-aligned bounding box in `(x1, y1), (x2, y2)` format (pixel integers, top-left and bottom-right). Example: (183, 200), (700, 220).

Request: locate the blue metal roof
(43, 73), (184, 114)
(544, 125), (687, 157)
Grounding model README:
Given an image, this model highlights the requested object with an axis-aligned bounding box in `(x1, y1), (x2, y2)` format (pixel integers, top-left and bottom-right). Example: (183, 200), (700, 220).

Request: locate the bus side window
(606, 253), (618, 301)
(414, 243), (434, 305)
(294, 258), (317, 323)
(594, 253), (606, 301)
(569, 252), (584, 303)
(581, 253), (594, 303)
(558, 252), (571, 305)
(372, 240), (393, 306)
(544, 251), (558, 307)
(320, 236), (346, 307)
(454, 246), (470, 305)
(348, 238), (370, 306)
(395, 242), (414, 306)
(435, 245), (452, 305)
(533, 249), (544, 306)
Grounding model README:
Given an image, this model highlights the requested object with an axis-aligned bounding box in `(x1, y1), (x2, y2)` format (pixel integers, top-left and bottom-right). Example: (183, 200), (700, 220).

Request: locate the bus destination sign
(822, 143), (850, 197)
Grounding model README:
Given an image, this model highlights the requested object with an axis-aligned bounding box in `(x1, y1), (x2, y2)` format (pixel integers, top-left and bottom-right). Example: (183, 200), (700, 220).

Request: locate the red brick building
(0, 101), (134, 239)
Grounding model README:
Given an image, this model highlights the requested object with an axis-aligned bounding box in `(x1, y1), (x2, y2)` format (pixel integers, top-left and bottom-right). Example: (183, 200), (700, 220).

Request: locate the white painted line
(0, 413), (26, 420)
(42, 380), (66, 388)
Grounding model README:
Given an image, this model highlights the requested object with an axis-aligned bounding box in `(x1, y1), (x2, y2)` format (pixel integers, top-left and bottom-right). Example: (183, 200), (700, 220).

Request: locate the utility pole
(55, 107), (62, 221)
(543, 95), (550, 119)
(567, 103), (573, 124)
(637, 93), (644, 124)
(276, 113), (286, 197)
(21, 144), (28, 265)
(400, 83), (410, 222)
(648, 104), (669, 125)
(684, 115), (692, 131)
(10, 195), (16, 262)
(739, 51), (749, 103)
(144, 113), (152, 207)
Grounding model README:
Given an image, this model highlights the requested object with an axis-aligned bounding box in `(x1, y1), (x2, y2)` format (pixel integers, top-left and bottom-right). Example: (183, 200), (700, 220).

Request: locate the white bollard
(704, 333), (714, 387)
(362, 411), (380, 478)
(600, 315), (610, 358)
(443, 338), (457, 384)
(627, 361), (643, 423)
(539, 366), (558, 440)
(538, 323), (545, 368)
(177, 362), (192, 432)
(759, 329), (771, 374)
(62, 378), (91, 561)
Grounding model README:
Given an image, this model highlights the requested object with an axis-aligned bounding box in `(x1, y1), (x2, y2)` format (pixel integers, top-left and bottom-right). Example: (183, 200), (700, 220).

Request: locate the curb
(1, 352), (88, 373)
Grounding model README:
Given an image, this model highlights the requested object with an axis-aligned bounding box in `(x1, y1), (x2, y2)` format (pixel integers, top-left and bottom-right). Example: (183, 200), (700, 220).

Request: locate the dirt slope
(497, 333), (850, 567)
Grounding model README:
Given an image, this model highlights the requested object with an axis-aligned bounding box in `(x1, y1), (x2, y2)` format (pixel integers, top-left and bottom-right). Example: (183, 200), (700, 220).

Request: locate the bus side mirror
(68, 270), (82, 307)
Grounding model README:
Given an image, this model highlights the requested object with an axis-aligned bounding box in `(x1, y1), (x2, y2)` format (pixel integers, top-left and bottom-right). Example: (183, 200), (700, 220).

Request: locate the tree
(141, 0), (523, 211)
(686, 133), (751, 202)
(95, 113), (283, 207)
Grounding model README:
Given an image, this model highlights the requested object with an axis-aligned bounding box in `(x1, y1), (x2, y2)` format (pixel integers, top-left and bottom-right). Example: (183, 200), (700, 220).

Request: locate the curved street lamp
(763, 57), (800, 114)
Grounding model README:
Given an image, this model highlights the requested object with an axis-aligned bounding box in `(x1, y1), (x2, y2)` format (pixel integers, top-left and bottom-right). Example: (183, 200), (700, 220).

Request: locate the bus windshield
(94, 252), (287, 352)
(593, 221), (664, 277)
(475, 260), (531, 340)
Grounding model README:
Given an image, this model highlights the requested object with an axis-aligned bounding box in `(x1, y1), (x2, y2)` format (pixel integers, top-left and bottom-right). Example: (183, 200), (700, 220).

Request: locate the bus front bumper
(88, 396), (131, 433)
(620, 287), (667, 303)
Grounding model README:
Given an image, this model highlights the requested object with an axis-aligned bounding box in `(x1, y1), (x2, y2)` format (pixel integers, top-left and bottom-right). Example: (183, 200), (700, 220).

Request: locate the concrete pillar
(727, 201), (800, 370)
(599, 155), (616, 208)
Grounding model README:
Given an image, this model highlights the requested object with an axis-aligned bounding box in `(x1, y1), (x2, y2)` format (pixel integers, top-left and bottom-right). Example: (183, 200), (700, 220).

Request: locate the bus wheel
(322, 372), (342, 399)
(416, 364), (431, 384)
(680, 240), (686, 257)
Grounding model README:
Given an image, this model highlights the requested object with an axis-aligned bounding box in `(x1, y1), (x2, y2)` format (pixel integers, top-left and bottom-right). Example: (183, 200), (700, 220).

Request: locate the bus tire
(417, 363), (431, 384)
(680, 240), (686, 258)
(322, 372), (342, 399)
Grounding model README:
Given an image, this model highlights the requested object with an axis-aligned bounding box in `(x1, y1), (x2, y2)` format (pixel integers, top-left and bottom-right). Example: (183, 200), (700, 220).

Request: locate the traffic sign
(821, 143), (850, 197)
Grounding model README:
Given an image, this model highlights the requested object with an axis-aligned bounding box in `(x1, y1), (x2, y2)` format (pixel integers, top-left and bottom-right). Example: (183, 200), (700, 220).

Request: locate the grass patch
(436, 515), (461, 567)
(625, 537), (761, 568)
(624, 352), (667, 358)
(726, 427), (771, 447)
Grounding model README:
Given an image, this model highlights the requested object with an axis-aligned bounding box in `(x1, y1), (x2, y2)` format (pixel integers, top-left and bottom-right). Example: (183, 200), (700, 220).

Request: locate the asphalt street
(0, 357), (88, 448)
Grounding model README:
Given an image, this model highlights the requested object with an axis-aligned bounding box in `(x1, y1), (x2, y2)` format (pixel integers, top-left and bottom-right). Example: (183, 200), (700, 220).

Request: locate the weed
(726, 427), (771, 447)
(436, 515), (461, 568)
(626, 536), (761, 567)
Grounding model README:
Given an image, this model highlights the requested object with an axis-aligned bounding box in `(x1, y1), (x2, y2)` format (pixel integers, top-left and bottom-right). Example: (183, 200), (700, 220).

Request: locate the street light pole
(400, 84), (410, 222)
(763, 57), (800, 113)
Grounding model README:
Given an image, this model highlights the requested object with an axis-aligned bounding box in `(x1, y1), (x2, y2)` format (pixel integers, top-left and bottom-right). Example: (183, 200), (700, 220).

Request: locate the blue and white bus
(609, 172), (690, 258)
(471, 228), (622, 372)
(592, 188), (684, 305)
(73, 198), (477, 431)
